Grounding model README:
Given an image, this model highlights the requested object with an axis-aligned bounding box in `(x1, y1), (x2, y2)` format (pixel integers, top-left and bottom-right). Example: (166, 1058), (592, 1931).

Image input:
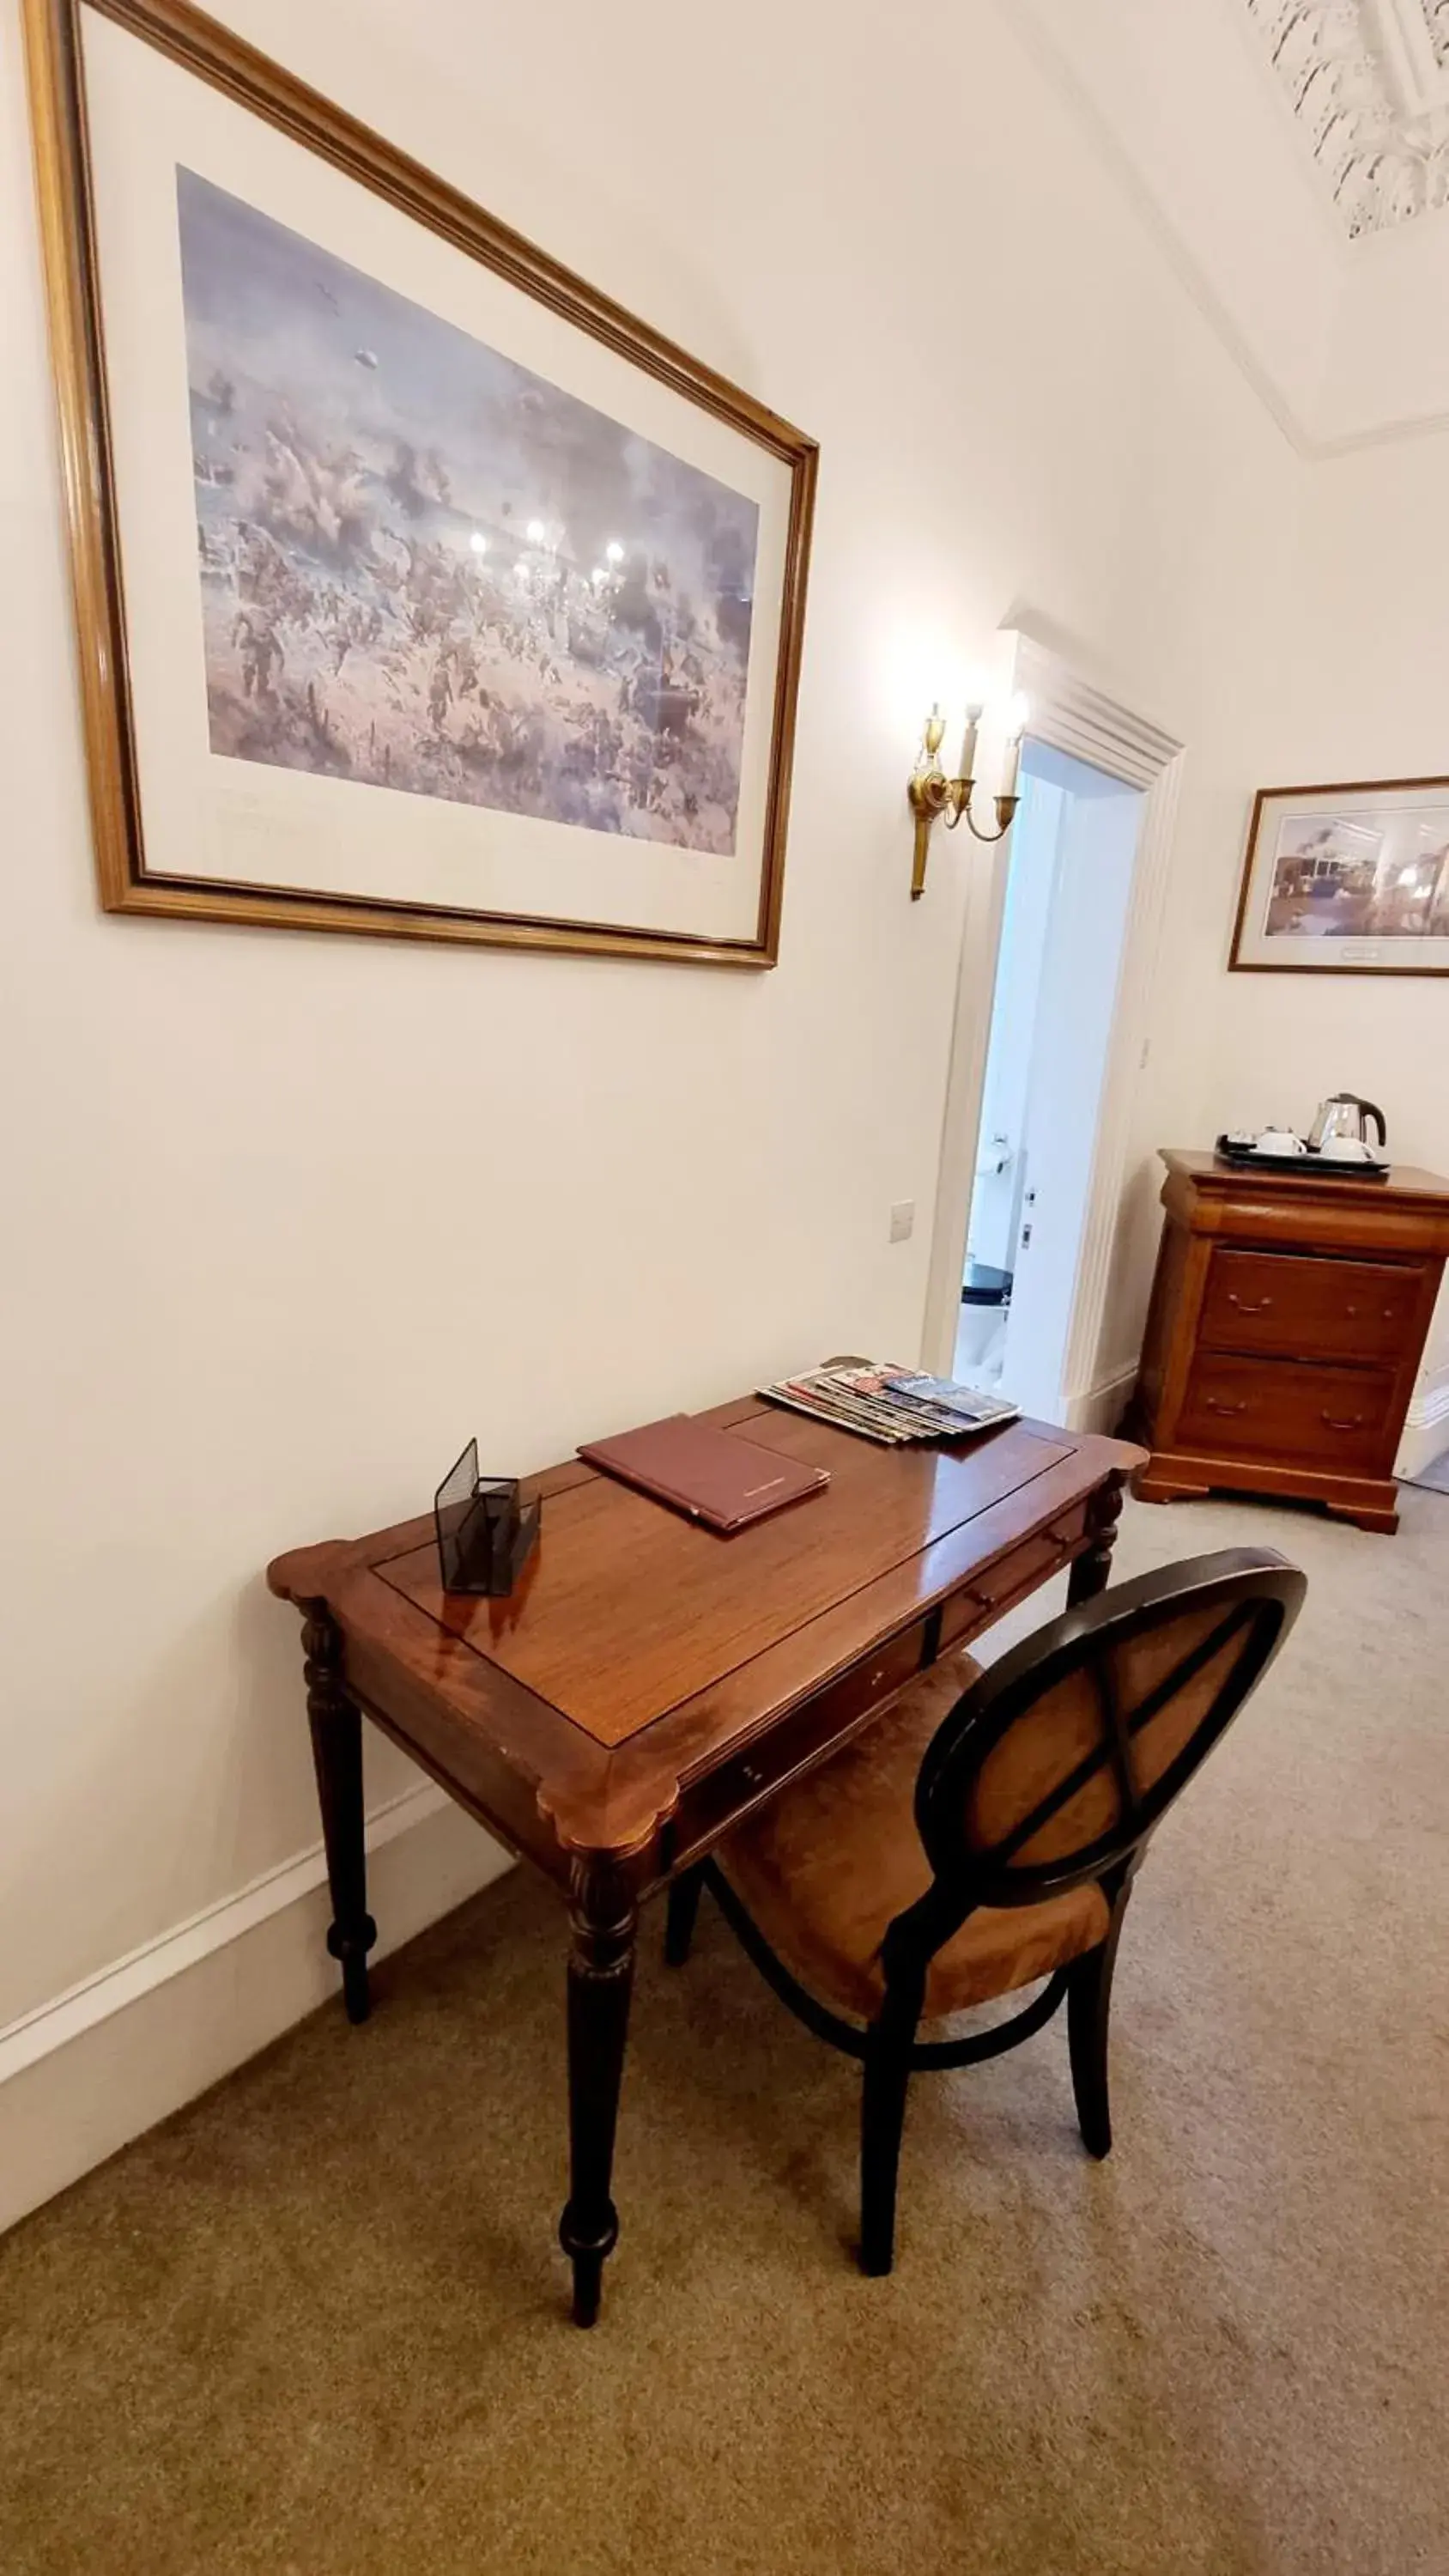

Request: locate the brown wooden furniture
(1126, 1150), (1449, 1534)
(268, 1397), (1143, 2324)
(668, 1547), (1305, 2275)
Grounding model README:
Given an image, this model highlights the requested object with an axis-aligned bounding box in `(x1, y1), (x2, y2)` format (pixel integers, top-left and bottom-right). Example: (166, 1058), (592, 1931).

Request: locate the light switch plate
(888, 1200), (915, 1243)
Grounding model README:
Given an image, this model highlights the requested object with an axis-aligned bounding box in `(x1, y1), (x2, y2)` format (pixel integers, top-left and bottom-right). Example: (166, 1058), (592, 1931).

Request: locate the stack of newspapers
(759, 1362), (1021, 1446)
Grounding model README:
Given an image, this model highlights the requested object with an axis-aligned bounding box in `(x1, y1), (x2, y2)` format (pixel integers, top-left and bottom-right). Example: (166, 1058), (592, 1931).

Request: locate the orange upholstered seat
(720, 1648), (1111, 2024)
(674, 1548), (1307, 2278)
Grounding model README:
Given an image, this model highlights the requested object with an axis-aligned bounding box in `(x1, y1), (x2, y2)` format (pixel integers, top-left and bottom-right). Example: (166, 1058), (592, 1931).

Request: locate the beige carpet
(3, 1491), (1446, 2576)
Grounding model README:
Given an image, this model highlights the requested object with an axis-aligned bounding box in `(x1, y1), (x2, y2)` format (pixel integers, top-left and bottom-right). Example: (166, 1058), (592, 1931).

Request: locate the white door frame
(921, 629), (1185, 1427)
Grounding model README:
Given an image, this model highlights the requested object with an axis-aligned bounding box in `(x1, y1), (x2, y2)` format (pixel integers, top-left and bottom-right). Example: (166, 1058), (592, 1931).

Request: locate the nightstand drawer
(1179, 1354), (1394, 1471)
(1200, 1249), (1422, 1364)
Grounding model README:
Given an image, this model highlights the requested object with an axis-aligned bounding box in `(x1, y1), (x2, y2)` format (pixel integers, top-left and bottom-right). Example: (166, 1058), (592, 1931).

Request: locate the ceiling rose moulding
(1244, 0), (1449, 236)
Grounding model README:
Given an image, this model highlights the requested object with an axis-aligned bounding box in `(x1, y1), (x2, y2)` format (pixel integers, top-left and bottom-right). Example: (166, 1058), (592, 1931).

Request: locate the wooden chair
(664, 1546), (1306, 2275)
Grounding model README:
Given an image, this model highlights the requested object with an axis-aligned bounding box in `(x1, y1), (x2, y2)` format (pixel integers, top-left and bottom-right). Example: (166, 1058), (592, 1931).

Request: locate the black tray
(1214, 1134), (1390, 1182)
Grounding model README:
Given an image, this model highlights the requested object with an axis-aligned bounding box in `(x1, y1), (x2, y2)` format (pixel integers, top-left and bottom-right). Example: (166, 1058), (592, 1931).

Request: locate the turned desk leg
(301, 1604), (376, 2026)
(559, 1857), (637, 2328)
(1069, 1471), (1126, 1607)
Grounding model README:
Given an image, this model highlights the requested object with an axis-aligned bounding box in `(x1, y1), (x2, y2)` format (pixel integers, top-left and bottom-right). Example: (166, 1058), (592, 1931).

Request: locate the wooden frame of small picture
(1230, 775), (1449, 977)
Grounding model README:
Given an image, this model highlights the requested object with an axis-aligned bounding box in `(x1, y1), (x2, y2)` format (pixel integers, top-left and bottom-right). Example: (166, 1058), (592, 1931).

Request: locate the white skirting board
(0, 1783), (512, 2239)
(1396, 1358), (1449, 1482)
(1062, 1367), (1138, 1436)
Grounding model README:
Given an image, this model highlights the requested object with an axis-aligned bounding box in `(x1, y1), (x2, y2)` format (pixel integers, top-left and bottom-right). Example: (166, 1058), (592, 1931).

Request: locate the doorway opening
(955, 738), (1146, 1420)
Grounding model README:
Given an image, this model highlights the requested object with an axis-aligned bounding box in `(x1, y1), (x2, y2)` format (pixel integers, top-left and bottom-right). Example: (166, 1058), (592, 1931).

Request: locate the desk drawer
(669, 1617), (929, 1864)
(666, 1499), (1091, 1868)
(937, 1504), (1088, 1649)
(1201, 1249), (1422, 1365)
(1179, 1353), (1394, 1472)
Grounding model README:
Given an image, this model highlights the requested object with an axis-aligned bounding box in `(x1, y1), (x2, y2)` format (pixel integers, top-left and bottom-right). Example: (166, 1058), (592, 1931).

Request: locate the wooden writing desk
(269, 1395), (1143, 2324)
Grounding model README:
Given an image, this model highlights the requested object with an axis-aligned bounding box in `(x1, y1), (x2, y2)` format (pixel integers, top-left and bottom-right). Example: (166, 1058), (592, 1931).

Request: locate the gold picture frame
(1229, 775), (1449, 977)
(24, 0), (817, 966)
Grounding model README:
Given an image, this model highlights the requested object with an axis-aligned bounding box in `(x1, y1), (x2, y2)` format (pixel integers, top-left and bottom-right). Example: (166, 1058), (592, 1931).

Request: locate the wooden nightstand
(1124, 1150), (1449, 1534)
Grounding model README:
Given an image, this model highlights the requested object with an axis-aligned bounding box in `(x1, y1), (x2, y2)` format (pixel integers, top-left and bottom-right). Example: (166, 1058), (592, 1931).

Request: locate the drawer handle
(1206, 1396), (1249, 1415)
(1321, 1412), (1364, 1433)
(738, 1761), (765, 1789)
(1228, 1294), (1272, 1314)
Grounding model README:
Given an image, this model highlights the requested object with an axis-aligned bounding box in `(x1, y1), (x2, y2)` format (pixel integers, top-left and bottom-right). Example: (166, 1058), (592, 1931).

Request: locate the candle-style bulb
(1000, 695), (1029, 802)
(958, 707), (982, 784)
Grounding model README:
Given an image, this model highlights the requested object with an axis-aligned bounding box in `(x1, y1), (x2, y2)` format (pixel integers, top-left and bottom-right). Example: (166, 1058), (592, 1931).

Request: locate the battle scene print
(179, 170), (760, 855)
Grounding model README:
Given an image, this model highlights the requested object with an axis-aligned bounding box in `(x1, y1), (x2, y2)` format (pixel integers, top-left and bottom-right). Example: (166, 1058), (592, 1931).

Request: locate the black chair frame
(666, 1546), (1306, 2275)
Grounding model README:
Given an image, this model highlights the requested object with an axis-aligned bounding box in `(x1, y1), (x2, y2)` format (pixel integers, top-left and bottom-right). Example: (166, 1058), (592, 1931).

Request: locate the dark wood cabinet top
(1160, 1151), (1449, 1261)
(1164, 1149), (1449, 1212)
(269, 1394), (1142, 1862)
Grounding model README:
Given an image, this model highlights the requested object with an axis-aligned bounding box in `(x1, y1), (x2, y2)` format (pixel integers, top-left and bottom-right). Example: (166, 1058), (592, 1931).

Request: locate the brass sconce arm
(906, 702), (1022, 898)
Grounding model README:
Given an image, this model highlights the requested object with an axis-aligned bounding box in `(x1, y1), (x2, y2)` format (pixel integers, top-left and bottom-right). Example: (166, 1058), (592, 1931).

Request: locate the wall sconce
(906, 691), (1029, 898)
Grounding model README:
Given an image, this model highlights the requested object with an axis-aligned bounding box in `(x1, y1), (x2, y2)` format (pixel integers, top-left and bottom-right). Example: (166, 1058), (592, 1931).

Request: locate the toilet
(956, 1260), (1013, 1379)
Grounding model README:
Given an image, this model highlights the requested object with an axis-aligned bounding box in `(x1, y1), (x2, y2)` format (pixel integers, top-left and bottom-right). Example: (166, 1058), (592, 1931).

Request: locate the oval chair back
(670, 1544), (1309, 2278)
(883, 1546), (1307, 1990)
(846, 1546), (1309, 2272)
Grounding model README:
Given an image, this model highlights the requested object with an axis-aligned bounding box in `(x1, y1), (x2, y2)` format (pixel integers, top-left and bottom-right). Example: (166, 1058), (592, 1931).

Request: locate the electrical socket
(888, 1200), (915, 1244)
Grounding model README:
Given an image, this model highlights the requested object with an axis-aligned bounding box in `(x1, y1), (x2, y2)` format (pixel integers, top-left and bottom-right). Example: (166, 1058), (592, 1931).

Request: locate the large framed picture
(1230, 777), (1449, 976)
(24, 0), (816, 967)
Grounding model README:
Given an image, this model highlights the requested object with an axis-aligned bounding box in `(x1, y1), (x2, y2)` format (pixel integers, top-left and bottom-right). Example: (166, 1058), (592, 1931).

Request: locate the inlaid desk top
(270, 1394), (1143, 1880)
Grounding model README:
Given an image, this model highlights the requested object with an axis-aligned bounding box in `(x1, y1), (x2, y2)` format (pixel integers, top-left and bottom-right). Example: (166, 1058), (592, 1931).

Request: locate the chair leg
(1067, 1906), (1128, 2160)
(664, 1865), (706, 1966)
(858, 1983), (923, 2276)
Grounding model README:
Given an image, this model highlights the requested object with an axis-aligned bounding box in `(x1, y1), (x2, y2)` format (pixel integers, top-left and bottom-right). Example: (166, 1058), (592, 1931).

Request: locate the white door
(996, 747), (1144, 1419)
(965, 763), (1063, 1282)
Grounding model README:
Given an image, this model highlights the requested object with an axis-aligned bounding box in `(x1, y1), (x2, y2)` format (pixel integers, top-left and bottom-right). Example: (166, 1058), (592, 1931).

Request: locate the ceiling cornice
(1007, 2), (1313, 458)
(1010, 0), (1449, 460)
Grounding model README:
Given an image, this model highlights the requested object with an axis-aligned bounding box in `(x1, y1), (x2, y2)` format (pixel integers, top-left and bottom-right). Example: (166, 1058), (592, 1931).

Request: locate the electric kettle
(1309, 1094), (1387, 1152)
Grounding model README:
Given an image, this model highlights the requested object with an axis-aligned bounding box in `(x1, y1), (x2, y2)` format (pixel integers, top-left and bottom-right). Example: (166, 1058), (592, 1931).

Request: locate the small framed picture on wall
(1230, 776), (1449, 976)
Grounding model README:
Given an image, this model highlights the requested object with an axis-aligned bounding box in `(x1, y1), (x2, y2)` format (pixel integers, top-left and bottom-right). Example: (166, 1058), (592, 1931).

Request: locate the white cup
(1318, 1135), (1376, 1162)
(1255, 1128), (1305, 1156)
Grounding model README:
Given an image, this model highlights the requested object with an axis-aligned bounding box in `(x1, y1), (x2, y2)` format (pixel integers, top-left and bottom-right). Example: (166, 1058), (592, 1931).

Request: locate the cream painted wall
(1209, 428), (1449, 1413)
(1017, 0), (1341, 446)
(0, 0), (1303, 2040)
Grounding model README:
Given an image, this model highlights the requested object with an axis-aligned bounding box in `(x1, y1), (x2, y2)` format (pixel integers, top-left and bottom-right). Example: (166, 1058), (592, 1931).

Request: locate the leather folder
(578, 1413), (830, 1533)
